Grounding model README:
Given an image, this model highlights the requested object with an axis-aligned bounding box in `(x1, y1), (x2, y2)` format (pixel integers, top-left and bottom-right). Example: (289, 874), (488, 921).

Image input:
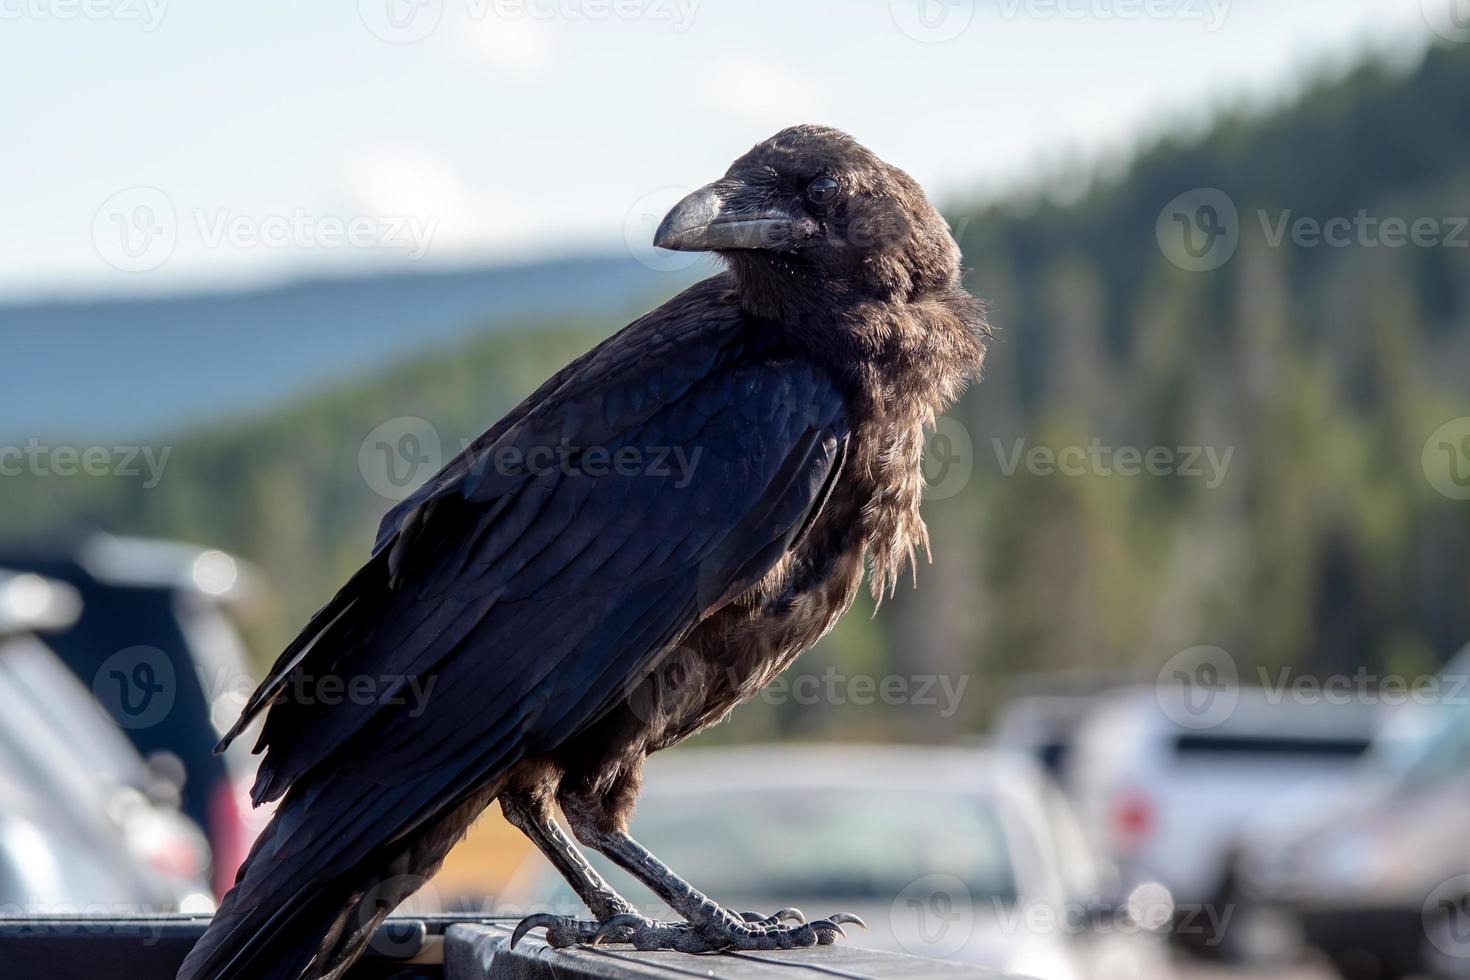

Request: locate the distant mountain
(1, 254), (704, 441)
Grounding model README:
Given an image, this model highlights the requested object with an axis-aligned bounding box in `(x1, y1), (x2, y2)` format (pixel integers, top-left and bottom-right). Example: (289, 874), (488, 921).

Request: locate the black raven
(178, 125), (987, 979)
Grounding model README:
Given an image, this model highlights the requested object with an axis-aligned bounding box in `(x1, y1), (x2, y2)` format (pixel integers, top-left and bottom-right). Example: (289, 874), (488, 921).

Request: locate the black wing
(187, 278), (848, 978)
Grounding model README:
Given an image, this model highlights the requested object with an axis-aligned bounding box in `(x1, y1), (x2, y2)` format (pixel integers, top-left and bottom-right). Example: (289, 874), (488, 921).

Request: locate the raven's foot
(592, 909), (865, 952)
(510, 908), (812, 951)
(509, 912), (690, 949)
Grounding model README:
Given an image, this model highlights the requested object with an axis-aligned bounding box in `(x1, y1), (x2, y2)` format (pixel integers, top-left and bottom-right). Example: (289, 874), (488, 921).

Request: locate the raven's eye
(805, 176), (840, 206)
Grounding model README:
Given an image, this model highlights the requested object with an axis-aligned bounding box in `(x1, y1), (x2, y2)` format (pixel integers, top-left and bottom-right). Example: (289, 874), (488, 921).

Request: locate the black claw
(566, 903), (860, 953)
(510, 913), (561, 950)
(590, 913), (648, 946)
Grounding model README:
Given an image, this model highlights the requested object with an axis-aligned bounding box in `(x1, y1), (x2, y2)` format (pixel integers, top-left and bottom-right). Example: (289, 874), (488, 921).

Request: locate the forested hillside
(7, 43), (1468, 739)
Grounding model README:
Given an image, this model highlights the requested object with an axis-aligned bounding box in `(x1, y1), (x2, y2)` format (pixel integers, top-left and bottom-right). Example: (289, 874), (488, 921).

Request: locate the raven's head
(654, 125), (962, 311)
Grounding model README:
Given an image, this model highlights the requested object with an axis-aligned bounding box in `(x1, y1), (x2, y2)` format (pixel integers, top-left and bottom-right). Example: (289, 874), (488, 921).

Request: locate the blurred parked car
(994, 672), (1143, 785)
(500, 745), (1173, 980)
(0, 569), (214, 912)
(1065, 685), (1379, 950)
(0, 534), (265, 895)
(1229, 647), (1470, 980)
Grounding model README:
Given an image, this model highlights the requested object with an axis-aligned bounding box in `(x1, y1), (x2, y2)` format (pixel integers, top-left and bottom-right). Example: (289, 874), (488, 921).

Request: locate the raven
(178, 125), (987, 979)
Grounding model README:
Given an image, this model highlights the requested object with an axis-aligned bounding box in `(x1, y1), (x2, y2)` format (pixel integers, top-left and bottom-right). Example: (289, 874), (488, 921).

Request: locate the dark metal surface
(0, 915), (1009, 979)
(446, 923), (1007, 980)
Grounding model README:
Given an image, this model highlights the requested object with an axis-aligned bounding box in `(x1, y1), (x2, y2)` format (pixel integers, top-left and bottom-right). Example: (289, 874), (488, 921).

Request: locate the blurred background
(3, 1), (1470, 978)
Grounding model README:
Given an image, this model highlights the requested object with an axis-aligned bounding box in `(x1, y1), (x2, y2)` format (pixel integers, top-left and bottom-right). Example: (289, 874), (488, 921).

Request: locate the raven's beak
(653, 182), (792, 252)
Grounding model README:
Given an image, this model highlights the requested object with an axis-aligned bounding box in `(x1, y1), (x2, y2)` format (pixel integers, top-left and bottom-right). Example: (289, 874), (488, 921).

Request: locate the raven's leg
(561, 801), (862, 952)
(502, 792), (799, 949)
(500, 791), (640, 947)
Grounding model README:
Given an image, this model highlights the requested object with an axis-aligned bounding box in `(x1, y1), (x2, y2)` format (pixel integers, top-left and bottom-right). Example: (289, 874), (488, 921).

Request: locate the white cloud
(341, 147), (533, 254)
(452, 12), (555, 76)
(704, 58), (829, 125)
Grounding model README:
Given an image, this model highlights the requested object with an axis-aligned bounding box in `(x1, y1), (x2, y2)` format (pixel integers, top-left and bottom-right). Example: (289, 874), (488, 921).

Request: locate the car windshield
(569, 785), (1019, 906)
(1391, 697), (1470, 786)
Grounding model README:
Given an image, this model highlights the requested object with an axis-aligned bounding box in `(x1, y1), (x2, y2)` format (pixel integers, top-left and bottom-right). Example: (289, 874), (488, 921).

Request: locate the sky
(0, 0), (1456, 301)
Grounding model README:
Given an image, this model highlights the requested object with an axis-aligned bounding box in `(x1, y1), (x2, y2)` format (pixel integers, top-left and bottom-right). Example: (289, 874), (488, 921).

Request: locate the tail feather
(177, 777), (504, 980)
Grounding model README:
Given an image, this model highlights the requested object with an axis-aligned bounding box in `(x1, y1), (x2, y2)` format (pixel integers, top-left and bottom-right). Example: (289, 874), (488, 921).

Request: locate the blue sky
(0, 0), (1452, 300)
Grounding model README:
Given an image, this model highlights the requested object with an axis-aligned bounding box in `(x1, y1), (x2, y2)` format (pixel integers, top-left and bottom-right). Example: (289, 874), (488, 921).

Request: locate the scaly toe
(739, 907), (806, 925)
(589, 913), (650, 946)
(511, 913), (594, 949)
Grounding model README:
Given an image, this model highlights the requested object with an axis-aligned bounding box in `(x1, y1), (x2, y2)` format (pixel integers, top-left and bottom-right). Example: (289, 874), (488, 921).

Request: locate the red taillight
(1112, 789), (1154, 851)
(207, 778), (250, 897)
(141, 824), (206, 880)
